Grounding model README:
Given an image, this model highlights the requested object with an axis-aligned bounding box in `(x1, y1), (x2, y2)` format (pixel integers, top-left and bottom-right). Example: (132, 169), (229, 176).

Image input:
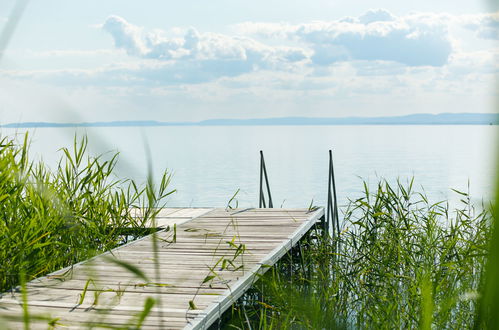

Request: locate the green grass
(222, 179), (495, 329)
(0, 133), (173, 293)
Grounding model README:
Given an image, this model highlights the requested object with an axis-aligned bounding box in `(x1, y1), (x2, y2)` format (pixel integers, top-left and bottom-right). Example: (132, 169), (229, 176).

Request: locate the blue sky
(0, 0), (498, 123)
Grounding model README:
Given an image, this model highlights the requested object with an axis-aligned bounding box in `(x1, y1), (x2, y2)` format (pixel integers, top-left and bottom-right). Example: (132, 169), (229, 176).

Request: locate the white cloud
(1, 51), (495, 123)
(6, 10), (498, 90)
(460, 12), (499, 40)
(102, 15), (309, 82)
(98, 10), (499, 85)
(234, 10), (499, 67)
(1, 9), (497, 122)
(358, 9), (396, 24)
(236, 10), (454, 66)
(102, 15), (149, 56)
(33, 49), (117, 57)
(447, 50), (499, 76)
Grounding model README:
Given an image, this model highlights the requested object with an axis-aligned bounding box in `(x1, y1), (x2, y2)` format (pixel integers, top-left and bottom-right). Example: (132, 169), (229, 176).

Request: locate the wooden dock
(0, 207), (324, 329)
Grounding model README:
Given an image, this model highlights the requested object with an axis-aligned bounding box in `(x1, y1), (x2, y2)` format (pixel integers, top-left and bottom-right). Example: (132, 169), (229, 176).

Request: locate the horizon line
(1, 112), (498, 128)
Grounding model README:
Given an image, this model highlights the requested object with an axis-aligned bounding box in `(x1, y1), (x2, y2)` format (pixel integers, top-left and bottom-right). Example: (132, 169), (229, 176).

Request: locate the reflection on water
(1, 125), (497, 208)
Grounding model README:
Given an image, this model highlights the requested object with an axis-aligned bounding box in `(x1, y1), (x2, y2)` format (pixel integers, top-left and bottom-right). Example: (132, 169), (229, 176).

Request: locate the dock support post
(259, 150), (273, 208)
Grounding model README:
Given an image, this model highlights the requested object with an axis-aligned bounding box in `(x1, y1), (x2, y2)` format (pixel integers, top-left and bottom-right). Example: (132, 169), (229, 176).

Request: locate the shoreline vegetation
(1, 112), (498, 128)
(0, 133), (497, 328)
(0, 133), (174, 293)
(222, 179), (495, 329)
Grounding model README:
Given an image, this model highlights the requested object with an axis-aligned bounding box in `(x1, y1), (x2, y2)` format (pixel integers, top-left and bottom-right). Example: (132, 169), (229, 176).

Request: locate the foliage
(224, 179), (493, 329)
(0, 133), (173, 292)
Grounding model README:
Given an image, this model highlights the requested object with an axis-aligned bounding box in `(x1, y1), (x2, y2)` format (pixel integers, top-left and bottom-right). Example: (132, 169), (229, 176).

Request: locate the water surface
(2, 125), (496, 208)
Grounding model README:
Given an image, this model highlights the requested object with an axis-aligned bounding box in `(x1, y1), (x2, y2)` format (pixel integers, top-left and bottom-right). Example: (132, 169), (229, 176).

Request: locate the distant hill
(1, 113), (498, 128)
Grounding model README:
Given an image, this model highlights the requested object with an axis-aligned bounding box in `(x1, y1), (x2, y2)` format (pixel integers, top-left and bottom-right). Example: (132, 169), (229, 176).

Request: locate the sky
(0, 0), (498, 123)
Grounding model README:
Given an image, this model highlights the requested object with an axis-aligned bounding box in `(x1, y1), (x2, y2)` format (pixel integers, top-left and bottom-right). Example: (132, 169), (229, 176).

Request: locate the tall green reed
(0, 133), (172, 293)
(223, 179), (492, 329)
(474, 152), (499, 329)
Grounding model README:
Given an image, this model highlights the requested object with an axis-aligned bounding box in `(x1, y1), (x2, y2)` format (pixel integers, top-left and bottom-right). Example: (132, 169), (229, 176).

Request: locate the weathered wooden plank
(168, 208), (213, 218)
(25, 284), (228, 296)
(0, 207), (324, 329)
(186, 208), (323, 329)
(128, 208), (214, 228)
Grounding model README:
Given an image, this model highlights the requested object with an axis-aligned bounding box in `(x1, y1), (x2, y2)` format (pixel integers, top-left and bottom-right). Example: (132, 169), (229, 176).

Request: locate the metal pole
(330, 150), (340, 238)
(260, 150), (273, 208)
(259, 151), (266, 208)
(326, 150), (332, 236)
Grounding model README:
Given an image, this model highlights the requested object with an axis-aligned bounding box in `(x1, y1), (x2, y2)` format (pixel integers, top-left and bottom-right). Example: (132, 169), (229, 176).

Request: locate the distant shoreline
(1, 113), (498, 128)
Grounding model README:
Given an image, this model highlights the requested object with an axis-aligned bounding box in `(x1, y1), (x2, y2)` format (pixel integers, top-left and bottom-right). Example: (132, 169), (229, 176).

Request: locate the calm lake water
(1, 125), (497, 209)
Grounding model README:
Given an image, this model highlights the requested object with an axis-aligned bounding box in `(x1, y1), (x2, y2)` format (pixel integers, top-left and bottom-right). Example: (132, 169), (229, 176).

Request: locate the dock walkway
(0, 207), (324, 329)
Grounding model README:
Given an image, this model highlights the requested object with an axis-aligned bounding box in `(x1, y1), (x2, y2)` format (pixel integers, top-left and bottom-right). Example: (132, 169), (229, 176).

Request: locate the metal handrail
(259, 150), (273, 208)
(327, 150), (340, 237)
